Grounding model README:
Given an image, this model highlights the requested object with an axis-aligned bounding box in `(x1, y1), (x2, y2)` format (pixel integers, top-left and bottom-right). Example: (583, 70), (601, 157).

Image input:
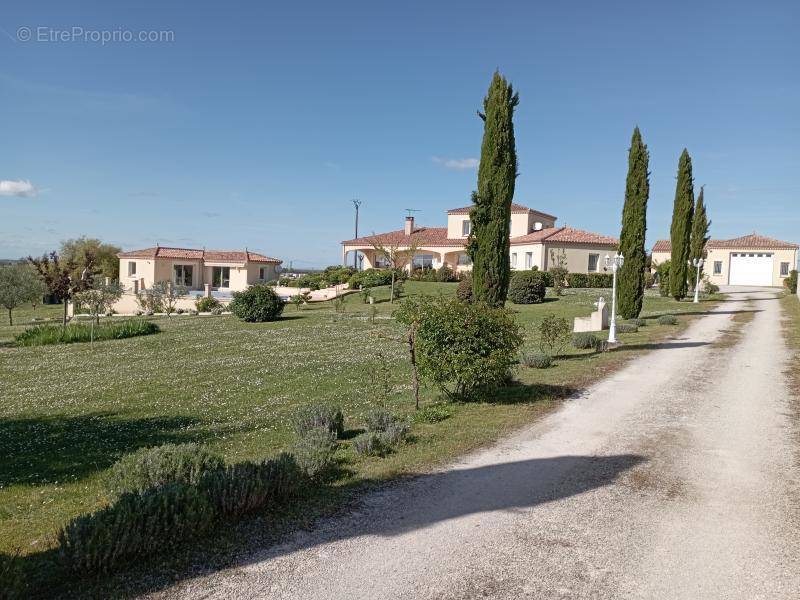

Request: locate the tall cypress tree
(669, 149), (695, 300)
(468, 71), (518, 307)
(617, 127), (650, 319)
(688, 186), (710, 287)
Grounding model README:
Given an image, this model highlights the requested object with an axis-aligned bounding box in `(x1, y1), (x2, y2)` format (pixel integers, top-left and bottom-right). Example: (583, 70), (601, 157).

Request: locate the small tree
(0, 263), (46, 325)
(72, 279), (123, 324)
(406, 297), (523, 400)
(149, 281), (188, 316)
(538, 314), (571, 358)
(367, 236), (418, 305)
(394, 296), (438, 410)
(60, 237), (121, 280)
(548, 249), (568, 296)
(688, 186), (710, 288)
(669, 149), (695, 300)
(29, 251), (94, 328)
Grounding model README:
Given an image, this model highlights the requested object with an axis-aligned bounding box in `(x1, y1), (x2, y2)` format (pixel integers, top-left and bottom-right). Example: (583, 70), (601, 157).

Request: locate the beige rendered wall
(447, 214), (473, 239)
(509, 244), (546, 270)
(119, 259), (155, 290)
(543, 244), (612, 274)
(246, 262), (279, 284)
(650, 251), (671, 270)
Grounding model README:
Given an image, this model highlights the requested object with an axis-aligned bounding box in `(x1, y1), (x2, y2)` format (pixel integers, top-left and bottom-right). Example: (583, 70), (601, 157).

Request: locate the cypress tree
(688, 186), (710, 287)
(669, 149), (695, 300)
(617, 127), (650, 319)
(468, 71), (519, 308)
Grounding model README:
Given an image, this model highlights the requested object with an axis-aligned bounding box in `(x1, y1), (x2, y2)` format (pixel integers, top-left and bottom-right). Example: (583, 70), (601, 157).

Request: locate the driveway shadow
(69, 453), (644, 598)
(613, 340), (710, 352)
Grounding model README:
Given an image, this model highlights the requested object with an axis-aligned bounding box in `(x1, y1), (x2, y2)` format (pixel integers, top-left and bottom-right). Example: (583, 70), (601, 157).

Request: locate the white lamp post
(605, 253), (625, 343)
(690, 258), (705, 303)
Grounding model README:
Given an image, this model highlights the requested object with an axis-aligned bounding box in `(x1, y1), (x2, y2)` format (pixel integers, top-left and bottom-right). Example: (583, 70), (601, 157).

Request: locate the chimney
(404, 216), (414, 236)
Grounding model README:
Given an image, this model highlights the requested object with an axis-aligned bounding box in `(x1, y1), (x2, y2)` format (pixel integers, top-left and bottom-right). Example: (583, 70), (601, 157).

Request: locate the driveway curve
(154, 287), (800, 600)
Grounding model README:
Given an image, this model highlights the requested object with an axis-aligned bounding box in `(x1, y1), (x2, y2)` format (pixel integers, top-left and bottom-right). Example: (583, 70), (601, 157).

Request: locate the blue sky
(1, 1), (798, 267)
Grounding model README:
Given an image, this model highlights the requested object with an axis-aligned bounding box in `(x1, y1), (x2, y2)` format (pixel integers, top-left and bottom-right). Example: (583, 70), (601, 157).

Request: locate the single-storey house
(651, 234), (798, 287)
(341, 203), (618, 274)
(117, 246), (283, 293)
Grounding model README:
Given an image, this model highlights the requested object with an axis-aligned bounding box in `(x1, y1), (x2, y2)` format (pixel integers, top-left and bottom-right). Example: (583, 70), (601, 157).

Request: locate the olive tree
(73, 279), (123, 324)
(0, 263), (46, 325)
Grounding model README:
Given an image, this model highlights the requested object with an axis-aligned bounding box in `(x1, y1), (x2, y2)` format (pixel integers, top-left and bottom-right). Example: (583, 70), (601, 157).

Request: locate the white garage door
(729, 252), (773, 286)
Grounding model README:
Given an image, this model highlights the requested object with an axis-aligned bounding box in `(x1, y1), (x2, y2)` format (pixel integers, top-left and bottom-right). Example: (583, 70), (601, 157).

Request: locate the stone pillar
(204, 283), (212, 298)
(104, 277), (110, 286)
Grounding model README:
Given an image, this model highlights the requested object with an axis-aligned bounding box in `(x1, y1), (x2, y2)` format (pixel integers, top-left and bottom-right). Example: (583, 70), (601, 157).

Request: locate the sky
(1, 1), (798, 267)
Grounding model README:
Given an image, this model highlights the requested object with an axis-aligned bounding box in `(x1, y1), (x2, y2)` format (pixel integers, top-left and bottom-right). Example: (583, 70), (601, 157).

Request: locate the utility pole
(352, 199), (362, 269)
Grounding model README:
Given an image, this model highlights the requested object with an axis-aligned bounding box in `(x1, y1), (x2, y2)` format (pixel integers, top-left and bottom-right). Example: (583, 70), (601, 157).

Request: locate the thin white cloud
(432, 157), (479, 170)
(0, 179), (37, 197)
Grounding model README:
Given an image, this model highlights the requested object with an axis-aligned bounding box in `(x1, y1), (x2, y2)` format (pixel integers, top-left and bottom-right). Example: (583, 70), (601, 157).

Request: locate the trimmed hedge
(565, 273), (614, 288)
(508, 271), (547, 304)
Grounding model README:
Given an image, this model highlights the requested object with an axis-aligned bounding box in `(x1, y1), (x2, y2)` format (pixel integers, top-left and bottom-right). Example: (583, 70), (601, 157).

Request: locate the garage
(728, 252), (773, 286)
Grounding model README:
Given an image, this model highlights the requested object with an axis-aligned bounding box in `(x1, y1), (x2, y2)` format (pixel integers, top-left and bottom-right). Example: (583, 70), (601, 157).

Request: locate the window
(588, 254), (599, 272)
(457, 254), (472, 266)
(781, 262), (790, 277)
(713, 261), (722, 275)
(173, 265), (193, 287)
(461, 220), (471, 236)
(525, 252), (533, 269)
(212, 266), (231, 288)
(412, 254), (434, 269)
(127, 261), (137, 276)
(511, 253), (518, 268)
(259, 266), (271, 280)
(374, 253), (391, 268)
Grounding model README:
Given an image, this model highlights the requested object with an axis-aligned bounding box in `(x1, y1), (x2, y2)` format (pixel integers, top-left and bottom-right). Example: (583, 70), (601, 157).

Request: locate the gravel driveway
(153, 287), (800, 599)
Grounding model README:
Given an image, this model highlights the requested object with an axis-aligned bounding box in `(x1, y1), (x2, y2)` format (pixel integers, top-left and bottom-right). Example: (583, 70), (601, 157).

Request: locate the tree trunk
(7, 308), (12, 326)
(408, 326), (420, 410)
(390, 272), (396, 305)
(62, 300), (68, 331)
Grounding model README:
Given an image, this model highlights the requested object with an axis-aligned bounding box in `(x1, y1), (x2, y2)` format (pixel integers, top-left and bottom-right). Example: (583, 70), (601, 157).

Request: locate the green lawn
(0, 283), (718, 566)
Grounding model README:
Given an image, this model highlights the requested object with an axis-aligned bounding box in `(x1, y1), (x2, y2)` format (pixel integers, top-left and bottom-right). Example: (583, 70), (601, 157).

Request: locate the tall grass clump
(107, 443), (224, 497)
(15, 320), (159, 346)
(657, 314), (678, 325)
(291, 427), (338, 479)
(572, 332), (601, 351)
(292, 404), (345, 438)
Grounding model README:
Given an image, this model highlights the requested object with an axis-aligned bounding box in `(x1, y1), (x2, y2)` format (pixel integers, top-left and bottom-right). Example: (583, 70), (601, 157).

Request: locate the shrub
(786, 269), (798, 294)
(456, 278), (473, 303)
(15, 320), (160, 347)
(703, 280), (720, 295)
(412, 404), (453, 424)
(566, 273), (588, 288)
(508, 270), (547, 304)
(435, 265), (458, 282)
(412, 297), (523, 399)
(292, 404), (345, 437)
(199, 453), (302, 517)
(391, 279), (404, 301)
(364, 408), (395, 433)
(295, 273), (324, 290)
(348, 268), (395, 289)
(615, 323), (638, 334)
(572, 332), (601, 350)
(380, 421), (410, 446)
(360, 286), (372, 303)
(644, 271), (656, 289)
(211, 306), (224, 315)
(656, 260), (671, 297)
(520, 351), (553, 369)
(229, 285), (284, 322)
(322, 265), (356, 286)
(195, 296), (221, 312)
(107, 443), (224, 497)
(291, 427), (337, 479)
(657, 314), (678, 325)
(176, 308), (185, 315)
(59, 483), (212, 574)
(538, 314), (571, 356)
(0, 553), (24, 598)
(550, 266), (569, 296)
(352, 432), (390, 457)
(627, 317), (647, 327)
(586, 273), (613, 288)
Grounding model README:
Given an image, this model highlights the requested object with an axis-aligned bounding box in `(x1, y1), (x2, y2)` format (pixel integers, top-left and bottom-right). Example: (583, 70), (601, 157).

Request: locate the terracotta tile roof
(652, 240), (671, 253)
(510, 227), (618, 246)
(653, 235), (798, 253)
(341, 227), (467, 248)
(708, 234), (798, 250)
(446, 203), (558, 221)
(117, 247), (282, 263)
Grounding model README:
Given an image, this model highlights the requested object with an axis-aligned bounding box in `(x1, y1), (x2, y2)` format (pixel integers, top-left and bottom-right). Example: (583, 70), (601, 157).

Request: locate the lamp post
(352, 199), (362, 269)
(690, 258), (705, 303)
(605, 253), (625, 343)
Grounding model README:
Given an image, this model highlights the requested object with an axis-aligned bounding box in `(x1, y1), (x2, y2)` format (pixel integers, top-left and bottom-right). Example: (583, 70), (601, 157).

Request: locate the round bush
(615, 323), (638, 334)
(229, 285), (285, 322)
(521, 352), (553, 369)
(195, 296), (221, 313)
(658, 314), (678, 325)
(508, 271), (547, 304)
(572, 332), (600, 350)
(456, 278), (473, 303)
(627, 318), (647, 327)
